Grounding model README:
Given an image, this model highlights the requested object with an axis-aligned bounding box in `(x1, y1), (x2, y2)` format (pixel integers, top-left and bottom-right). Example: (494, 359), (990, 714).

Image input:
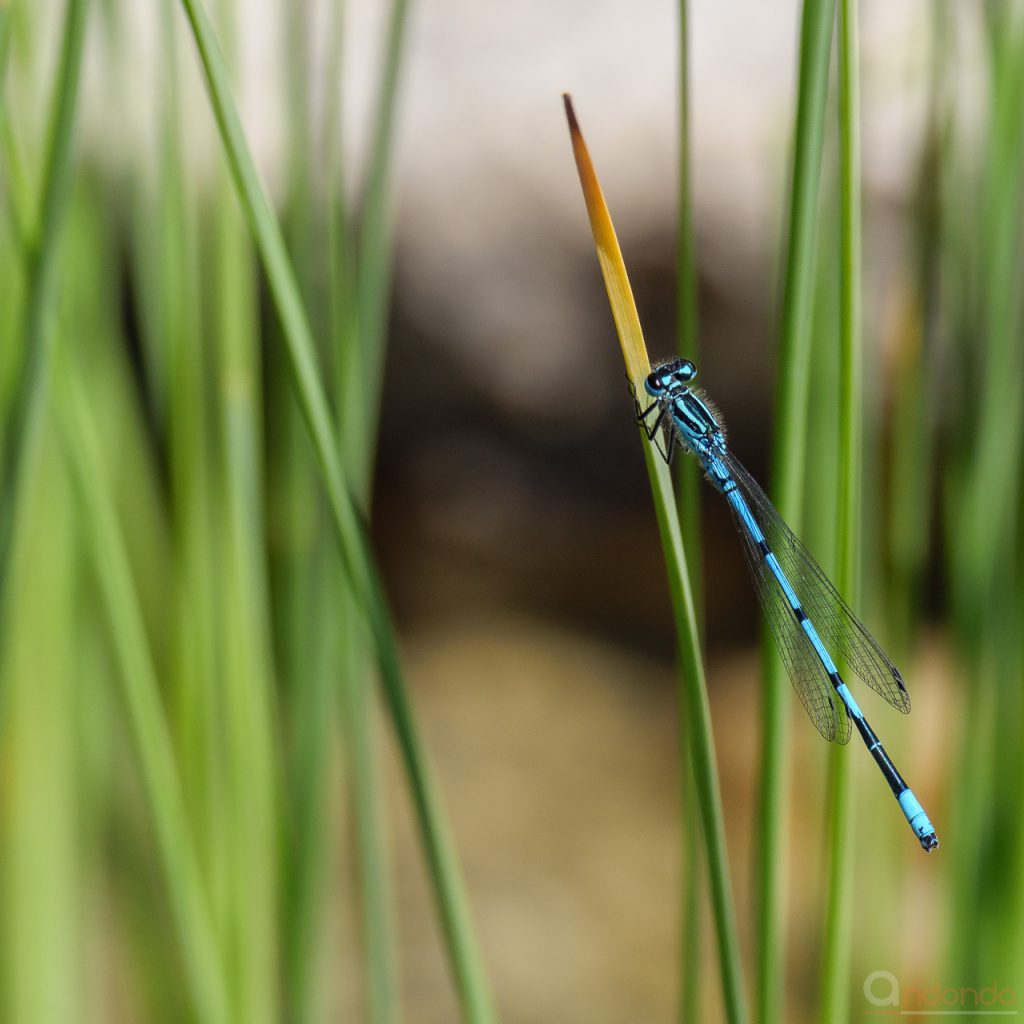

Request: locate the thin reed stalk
(209, 3), (280, 1020)
(675, 3), (704, 1019)
(0, 0), (90, 611)
(269, 5), (352, 1022)
(948, 9), (1024, 989)
(756, 3), (834, 1022)
(278, 14), (350, 1015)
(331, 0), (412, 1014)
(886, 0), (948, 658)
(153, 0), (223, 915)
(58, 356), (231, 1024)
(675, 0), (701, 621)
(2, 430), (79, 1024)
(819, 1), (862, 1020)
(356, 0), (411, 452)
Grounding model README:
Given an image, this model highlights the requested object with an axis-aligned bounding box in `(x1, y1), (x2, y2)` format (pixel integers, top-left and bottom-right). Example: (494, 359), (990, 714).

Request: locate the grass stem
(755, 3), (834, 1021)
(0, 0), (90, 609)
(59, 358), (231, 1024)
(820, 2), (862, 1020)
(675, 5), (704, 1018)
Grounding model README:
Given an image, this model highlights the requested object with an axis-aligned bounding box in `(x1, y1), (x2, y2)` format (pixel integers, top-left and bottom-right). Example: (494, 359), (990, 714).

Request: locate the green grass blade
(0, 9), (10, 74)
(565, 96), (749, 1024)
(0, 0), (89, 603)
(57, 357), (231, 1024)
(947, 12), (1024, 987)
(275, 16), (344, 1010)
(174, 4), (497, 1019)
(153, 0), (223, 906)
(356, 0), (411, 445)
(955, 17), (1024, 623)
(675, 4), (704, 1019)
(648, 447), (748, 1024)
(338, 604), (400, 1024)
(1, 430), (80, 1024)
(819, 1), (861, 1021)
(885, 0), (948, 656)
(208, 2), (280, 1018)
(675, 0), (698, 360)
(283, 575), (340, 1024)
(771, 4), (835, 513)
(281, 4), (403, 1017)
(328, 0), (407, 1012)
(674, 0), (701, 626)
(0, 8), (13, 155)
(755, 3), (834, 1021)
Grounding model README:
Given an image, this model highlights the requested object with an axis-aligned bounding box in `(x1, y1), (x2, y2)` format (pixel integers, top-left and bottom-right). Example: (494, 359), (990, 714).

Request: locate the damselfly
(633, 357), (938, 851)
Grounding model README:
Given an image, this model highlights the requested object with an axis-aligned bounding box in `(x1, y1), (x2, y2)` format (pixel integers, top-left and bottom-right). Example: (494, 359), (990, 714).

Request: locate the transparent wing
(728, 490), (851, 744)
(725, 453), (911, 716)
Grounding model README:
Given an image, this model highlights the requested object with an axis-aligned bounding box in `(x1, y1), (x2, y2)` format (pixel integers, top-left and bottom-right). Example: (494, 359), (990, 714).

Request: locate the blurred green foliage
(1, 0), (496, 1021)
(1, 0), (1023, 1022)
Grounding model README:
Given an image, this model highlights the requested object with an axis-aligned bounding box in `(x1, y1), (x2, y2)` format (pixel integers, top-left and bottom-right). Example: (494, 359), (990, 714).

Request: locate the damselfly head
(644, 358), (697, 397)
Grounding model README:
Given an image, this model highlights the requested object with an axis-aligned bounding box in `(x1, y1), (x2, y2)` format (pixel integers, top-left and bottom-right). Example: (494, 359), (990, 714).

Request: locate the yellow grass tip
(562, 94), (651, 387)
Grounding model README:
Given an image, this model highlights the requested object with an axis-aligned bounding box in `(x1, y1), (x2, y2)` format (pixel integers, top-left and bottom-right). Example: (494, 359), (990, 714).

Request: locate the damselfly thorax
(640, 358), (730, 487)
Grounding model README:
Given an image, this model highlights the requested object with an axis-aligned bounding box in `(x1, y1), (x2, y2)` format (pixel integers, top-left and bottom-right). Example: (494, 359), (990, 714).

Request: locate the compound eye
(647, 370), (671, 397)
(674, 360), (696, 383)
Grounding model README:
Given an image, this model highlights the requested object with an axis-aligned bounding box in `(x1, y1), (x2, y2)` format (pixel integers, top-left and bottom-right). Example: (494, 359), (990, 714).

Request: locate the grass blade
(756, 3), (834, 1021)
(564, 93), (749, 1024)
(152, 0), (222, 902)
(947, 11), (1024, 987)
(1, 430), (80, 1024)
(326, 0), (406, 1012)
(356, 0), (411, 447)
(338, 610), (400, 1024)
(274, 5), (341, 1000)
(208, 3), (280, 1019)
(0, 0), (90, 613)
(57, 356), (231, 1024)
(885, 0), (948, 656)
(674, 0), (701, 623)
(675, 4), (704, 1019)
(820, 1), (862, 1020)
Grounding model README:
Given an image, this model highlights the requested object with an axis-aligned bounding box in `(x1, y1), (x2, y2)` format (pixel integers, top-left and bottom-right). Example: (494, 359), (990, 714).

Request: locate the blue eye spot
(674, 360), (697, 383)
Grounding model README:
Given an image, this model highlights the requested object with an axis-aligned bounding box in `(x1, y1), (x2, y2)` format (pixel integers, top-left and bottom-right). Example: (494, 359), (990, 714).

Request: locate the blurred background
(1, 0), (1022, 1022)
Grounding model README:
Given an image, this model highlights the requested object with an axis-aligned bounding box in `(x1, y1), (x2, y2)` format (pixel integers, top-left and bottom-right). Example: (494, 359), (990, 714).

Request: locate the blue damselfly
(633, 357), (938, 851)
